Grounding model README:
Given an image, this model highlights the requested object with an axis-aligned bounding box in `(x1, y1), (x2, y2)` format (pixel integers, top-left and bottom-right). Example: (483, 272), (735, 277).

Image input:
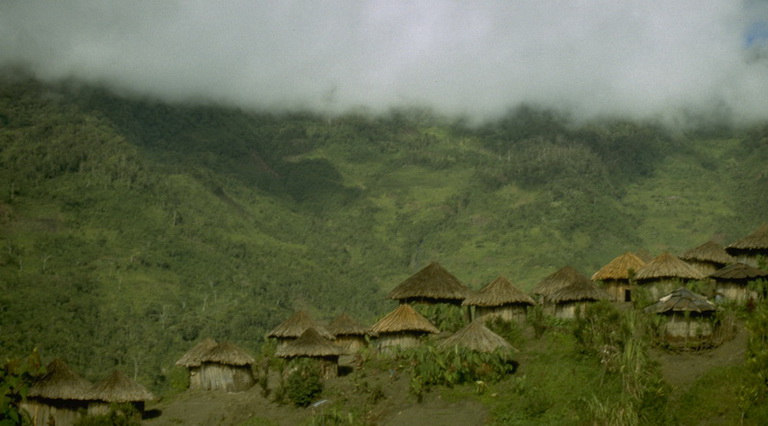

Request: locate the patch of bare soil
(651, 326), (747, 390)
(143, 361), (488, 426)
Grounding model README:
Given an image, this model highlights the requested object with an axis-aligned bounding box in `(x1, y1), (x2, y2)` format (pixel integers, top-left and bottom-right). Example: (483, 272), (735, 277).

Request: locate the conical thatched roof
(175, 338), (218, 368)
(275, 328), (342, 358)
(266, 311), (332, 340)
(439, 320), (516, 353)
(634, 252), (706, 281)
(546, 279), (610, 304)
(28, 358), (93, 401)
(643, 288), (716, 314)
(89, 371), (155, 403)
(710, 263), (768, 281)
(387, 262), (470, 303)
(200, 341), (255, 366)
(726, 223), (768, 253)
(679, 241), (736, 265)
(369, 304), (439, 335)
(462, 276), (535, 307)
(591, 252), (646, 281)
(532, 266), (589, 297)
(328, 313), (367, 337)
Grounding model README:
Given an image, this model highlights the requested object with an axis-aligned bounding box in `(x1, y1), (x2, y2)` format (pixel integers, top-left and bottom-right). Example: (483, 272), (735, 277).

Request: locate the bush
(285, 362), (323, 408)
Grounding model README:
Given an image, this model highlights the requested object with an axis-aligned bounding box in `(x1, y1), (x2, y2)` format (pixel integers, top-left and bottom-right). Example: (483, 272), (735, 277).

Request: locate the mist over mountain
(2, 1), (767, 125)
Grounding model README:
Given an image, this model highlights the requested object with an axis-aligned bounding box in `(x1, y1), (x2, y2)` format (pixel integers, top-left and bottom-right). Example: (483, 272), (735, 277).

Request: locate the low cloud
(2, 1), (767, 124)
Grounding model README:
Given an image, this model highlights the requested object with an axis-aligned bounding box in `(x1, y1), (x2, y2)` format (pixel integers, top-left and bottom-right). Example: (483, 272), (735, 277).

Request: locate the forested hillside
(1, 74), (767, 392)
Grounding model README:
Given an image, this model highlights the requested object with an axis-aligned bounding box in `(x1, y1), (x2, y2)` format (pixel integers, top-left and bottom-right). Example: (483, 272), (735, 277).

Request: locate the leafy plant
(0, 350), (44, 425)
(284, 361), (323, 408)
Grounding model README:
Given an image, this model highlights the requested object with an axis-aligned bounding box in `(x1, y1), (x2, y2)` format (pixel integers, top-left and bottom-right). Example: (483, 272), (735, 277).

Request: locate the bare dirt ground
(145, 329), (748, 425)
(651, 326), (747, 390)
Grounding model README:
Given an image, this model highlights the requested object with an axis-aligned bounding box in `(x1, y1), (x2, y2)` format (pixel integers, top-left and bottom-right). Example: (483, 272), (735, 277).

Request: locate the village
(15, 223), (768, 425)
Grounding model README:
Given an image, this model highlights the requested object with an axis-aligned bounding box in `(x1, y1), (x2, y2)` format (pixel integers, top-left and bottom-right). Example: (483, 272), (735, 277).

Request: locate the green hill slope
(1, 75), (767, 391)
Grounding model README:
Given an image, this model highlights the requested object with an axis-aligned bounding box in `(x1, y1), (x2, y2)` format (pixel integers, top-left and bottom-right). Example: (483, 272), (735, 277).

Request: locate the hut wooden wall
(334, 336), (367, 354)
(187, 366), (203, 390)
(88, 401), (145, 418)
(663, 313), (714, 341)
(20, 398), (89, 426)
(602, 281), (632, 303)
(716, 282), (758, 302)
(376, 333), (421, 353)
(199, 363), (255, 392)
(476, 305), (527, 323)
(552, 301), (593, 319)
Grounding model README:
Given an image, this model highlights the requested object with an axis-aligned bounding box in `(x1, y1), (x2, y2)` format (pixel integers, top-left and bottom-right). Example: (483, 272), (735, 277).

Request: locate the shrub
(285, 361), (323, 408)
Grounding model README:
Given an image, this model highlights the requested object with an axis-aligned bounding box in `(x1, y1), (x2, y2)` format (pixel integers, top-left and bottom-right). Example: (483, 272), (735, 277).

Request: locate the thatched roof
(275, 328), (342, 358)
(726, 223), (768, 253)
(387, 262), (470, 303)
(710, 263), (768, 281)
(175, 338), (218, 368)
(591, 252), (646, 281)
(89, 371), (155, 403)
(546, 279), (610, 304)
(28, 358), (93, 401)
(369, 304), (439, 335)
(643, 288), (716, 314)
(200, 341), (255, 366)
(532, 266), (590, 297)
(266, 311), (332, 340)
(439, 320), (516, 353)
(462, 276), (535, 307)
(328, 313), (367, 337)
(679, 241), (736, 265)
(634, 252), (706, 281)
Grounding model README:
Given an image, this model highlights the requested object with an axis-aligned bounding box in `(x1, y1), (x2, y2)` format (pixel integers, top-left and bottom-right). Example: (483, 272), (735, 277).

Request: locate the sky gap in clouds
(1, 0), (767, 124)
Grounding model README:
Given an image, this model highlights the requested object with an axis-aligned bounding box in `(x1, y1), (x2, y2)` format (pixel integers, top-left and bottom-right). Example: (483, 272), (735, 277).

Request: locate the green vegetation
(2, 73), (768, 423)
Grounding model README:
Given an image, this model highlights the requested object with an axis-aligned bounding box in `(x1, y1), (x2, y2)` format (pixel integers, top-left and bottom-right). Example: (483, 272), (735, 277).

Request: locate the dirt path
(651, 326), (747, 390)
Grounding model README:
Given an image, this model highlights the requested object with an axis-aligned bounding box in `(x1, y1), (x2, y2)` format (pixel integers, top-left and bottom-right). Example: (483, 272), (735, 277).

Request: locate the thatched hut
(20, 358), (93, 426)
(531, 266), (587, 301)
(438, 320), (516, 353)
(175, 337), (218, 390)
(634, 252), (706, 301)
(266, 311), (333, 350)
(275, 327), (342, 379)
(591, 252), (646, 302)
(328, 313), (368, 354)
(644, 288), (717, 344)
(545, 278), (609, 319)
(462, 276), (535, 323)
(387, 262), (470, 305)
(710, 263), (767, 302)
(726, 223), (768, 268)
(679, 241), (736, 276)
(369, 304), (439, 352)
(87, 371), (155, 418)
(198, 341), (255, 392)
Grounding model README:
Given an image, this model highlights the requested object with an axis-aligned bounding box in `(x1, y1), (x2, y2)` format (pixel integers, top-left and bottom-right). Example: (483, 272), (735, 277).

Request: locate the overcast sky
(2, 1), (767, 124)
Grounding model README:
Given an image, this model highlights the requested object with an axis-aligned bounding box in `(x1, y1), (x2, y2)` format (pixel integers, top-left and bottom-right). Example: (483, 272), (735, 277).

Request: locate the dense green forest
(1, 72), (768, 396)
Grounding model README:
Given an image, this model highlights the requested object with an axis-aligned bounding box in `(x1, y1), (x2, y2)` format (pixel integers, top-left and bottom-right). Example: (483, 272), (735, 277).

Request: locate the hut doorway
(624, 289), (632, 302)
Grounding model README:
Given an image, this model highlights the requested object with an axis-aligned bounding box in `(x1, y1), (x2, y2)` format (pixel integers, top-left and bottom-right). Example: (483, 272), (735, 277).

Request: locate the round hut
(88, 370), (155, 418)
(545, 278), (609, 319)
(175, 337), (218, 390)
(634, 252), (706, 301)
(591, 252), (646, 302)
(275, 327), (343, 379)
(643, 288), (718, 345)
(369, 304), (439, 352)
(198, 341), (255, 392)
(328, 313), (368, 354)
(438, 320), (517, 353)
(462, 276), (535, 323)
(266, 311), (333, 350)
(710, 263), (768, 302)
(20, 358), (93, 426)
(679, 241), (736, 277)
(531, 266), (587, 301)
(726, 223), (768, 268)
(387, 262), (470, 305)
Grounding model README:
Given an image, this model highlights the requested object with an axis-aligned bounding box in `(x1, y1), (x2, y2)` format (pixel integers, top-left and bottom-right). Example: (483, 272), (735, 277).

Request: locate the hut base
(199, 363), (255, 392)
